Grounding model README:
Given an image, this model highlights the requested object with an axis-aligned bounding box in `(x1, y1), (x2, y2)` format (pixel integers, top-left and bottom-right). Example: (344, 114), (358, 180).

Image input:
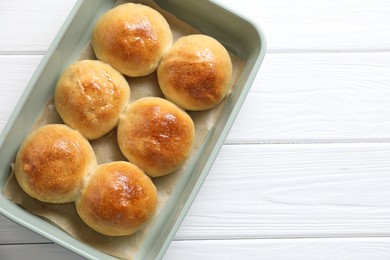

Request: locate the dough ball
(92, 3), (173, 77)
(157, 34), (232, 111)
(75, 161), (157, 236)
(54, 60), (130, 140)
(117, 97), (195, 177)
(14, 124), (97, 203)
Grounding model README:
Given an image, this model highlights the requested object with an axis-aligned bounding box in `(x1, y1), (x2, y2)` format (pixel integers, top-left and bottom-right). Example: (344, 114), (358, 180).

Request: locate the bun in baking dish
(54, 60), (130, 140)
(157, 34), (233, 111)
(75, 161), (157, 236)
(117, 97), (195, 177)
(14, 124), (97, 203)
(92, 3), (173, 77)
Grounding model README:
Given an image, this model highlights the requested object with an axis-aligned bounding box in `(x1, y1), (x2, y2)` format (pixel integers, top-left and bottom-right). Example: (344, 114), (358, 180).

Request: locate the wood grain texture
(1, 53), (390, 143)
(1, 0), (390, 53)
(1, 0), (390, 259)
(0, 244), (84, 260)
(215, 0), (390, 52)
(1, 143), (390, 242)
(0, 0), (77, 54)
(165, 238), (390, 260)
(0, 215), (48, 244)
(0, 55), (41, 130)
(228, 52), (390, 143)
(175, 143), (390, 239)
(1, 237), (390, 260)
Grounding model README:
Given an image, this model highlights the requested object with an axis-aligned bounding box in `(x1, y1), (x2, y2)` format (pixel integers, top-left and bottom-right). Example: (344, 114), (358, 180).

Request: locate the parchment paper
(3, 0), (245, 259)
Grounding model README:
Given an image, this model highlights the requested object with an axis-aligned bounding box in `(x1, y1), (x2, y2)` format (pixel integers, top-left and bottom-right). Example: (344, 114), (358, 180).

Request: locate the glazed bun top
(157, 34), (233, 111)
(117, 97), (195, 177)
(14, 124), (97, 203)
(54, 60), (130, 140)
(92, 3), (173, 77)
(75, 161), (158, 236)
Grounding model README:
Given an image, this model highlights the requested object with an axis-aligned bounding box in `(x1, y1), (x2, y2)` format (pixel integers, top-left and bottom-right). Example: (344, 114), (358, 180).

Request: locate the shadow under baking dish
(0, 0), (266, 259)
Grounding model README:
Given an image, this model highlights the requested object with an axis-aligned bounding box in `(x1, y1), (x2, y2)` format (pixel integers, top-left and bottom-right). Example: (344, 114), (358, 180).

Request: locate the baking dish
(0, 0), (266, 259)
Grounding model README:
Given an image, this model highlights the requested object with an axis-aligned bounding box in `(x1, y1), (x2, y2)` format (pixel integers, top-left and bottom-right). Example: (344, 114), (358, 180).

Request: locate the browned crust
(157, 34), (233, 111)
(92, 3), (172, 77)
(14, 124), (96, 203)
(117, 97), (195, 177)
(76, 161), (157, 236)
(54, 60), (130, 140)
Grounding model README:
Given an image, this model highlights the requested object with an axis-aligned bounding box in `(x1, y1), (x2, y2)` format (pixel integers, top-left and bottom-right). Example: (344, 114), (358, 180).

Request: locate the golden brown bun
(117, 97), (195, 177)
(92, 3), (173, 77)
(157, 34), (233, 111)
(54, 60), (130, 140)
(75, 161), (157, 236)
(14, 124), (97, 203)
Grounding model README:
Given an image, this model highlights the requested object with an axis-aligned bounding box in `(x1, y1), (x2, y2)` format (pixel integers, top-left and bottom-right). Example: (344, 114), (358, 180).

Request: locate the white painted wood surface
(1, 0), (390, 259)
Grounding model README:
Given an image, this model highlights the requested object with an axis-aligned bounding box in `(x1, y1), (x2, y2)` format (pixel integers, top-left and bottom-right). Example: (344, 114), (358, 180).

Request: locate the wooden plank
(227, 52), (390, 143)
(0, 55), (42, 131)
(0, 243), (84, 260)
(2, 53), (390, 143)
(1, 0), (390, 52)
(218, 0), (390, 52)
(166, 238), (390, 260)
(1, 237), (390, 259)
(0, 0), (77, 54)
(0, 215), (49, 244)
(174, 143), (390, 239)
(1, 143), (390, 241)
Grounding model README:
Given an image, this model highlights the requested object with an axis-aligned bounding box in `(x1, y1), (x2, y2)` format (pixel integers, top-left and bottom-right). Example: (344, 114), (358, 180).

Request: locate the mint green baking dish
(0, 0), (266, 259)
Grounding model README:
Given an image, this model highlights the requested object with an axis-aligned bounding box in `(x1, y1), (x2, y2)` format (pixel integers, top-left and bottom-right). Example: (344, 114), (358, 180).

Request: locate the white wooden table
(1, 0), (390, 259)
